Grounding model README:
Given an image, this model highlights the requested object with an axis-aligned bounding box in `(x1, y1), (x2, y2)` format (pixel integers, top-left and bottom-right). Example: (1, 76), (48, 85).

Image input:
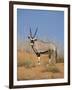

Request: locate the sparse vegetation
(17, 49), (64, 80)
(23, 59), (32, 68)
(46, 64), (60, 73)
(18, 59), (36, 68)
(18, 59), (32, 68)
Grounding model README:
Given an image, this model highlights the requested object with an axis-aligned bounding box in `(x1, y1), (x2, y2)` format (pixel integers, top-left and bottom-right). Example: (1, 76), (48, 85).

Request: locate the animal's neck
(31, 45), (37, 54)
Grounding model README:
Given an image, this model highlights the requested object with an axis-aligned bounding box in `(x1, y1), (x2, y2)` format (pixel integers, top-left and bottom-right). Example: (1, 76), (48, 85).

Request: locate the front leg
(38, 56), (40, 65)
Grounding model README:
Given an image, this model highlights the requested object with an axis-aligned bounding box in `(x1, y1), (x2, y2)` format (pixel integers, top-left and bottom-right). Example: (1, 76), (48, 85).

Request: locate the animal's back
(34, 40), (56, 52)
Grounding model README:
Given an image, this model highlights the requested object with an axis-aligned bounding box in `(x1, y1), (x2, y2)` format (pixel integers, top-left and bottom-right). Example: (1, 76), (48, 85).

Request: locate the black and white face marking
(28, 27), (38, 46)
(29, 37), (37, 46)
(30, 38), (34, 46)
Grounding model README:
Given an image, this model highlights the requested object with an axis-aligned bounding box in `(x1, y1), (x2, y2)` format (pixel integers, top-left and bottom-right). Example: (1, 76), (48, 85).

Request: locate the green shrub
(23, 59), (32, 68)
(17, 59), (32, 68)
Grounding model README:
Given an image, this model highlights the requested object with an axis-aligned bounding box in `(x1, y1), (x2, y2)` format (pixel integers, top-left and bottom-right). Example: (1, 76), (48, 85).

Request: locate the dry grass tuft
(41, 63), (60, 73)
(45, 64), (60, 73)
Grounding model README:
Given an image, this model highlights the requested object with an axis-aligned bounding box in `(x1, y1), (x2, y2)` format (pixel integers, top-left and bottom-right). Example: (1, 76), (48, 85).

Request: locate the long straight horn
(30, 27), (32, 38)
(33, 27), (38, 38)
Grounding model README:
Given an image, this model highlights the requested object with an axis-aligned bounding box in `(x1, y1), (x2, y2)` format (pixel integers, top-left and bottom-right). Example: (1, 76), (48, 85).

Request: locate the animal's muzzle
(30, 43), (33, 46)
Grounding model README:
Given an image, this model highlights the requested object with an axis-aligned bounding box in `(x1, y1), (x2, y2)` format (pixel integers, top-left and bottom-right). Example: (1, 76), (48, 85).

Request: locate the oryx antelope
(28, 27), (57, 65)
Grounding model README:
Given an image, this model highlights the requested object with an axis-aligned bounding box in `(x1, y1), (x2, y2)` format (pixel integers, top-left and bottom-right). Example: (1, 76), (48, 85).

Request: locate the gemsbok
(28, 27), (57, 65)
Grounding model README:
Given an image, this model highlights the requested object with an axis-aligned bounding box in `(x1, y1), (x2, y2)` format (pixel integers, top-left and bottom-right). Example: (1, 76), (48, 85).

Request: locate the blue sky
(17, 9), (64, 47)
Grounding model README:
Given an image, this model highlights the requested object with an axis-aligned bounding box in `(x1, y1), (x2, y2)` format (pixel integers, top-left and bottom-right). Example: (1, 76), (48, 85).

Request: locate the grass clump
(46, 64), (60, 73)
(23, 59), (32, 68)
(18, 59), (33, 68)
